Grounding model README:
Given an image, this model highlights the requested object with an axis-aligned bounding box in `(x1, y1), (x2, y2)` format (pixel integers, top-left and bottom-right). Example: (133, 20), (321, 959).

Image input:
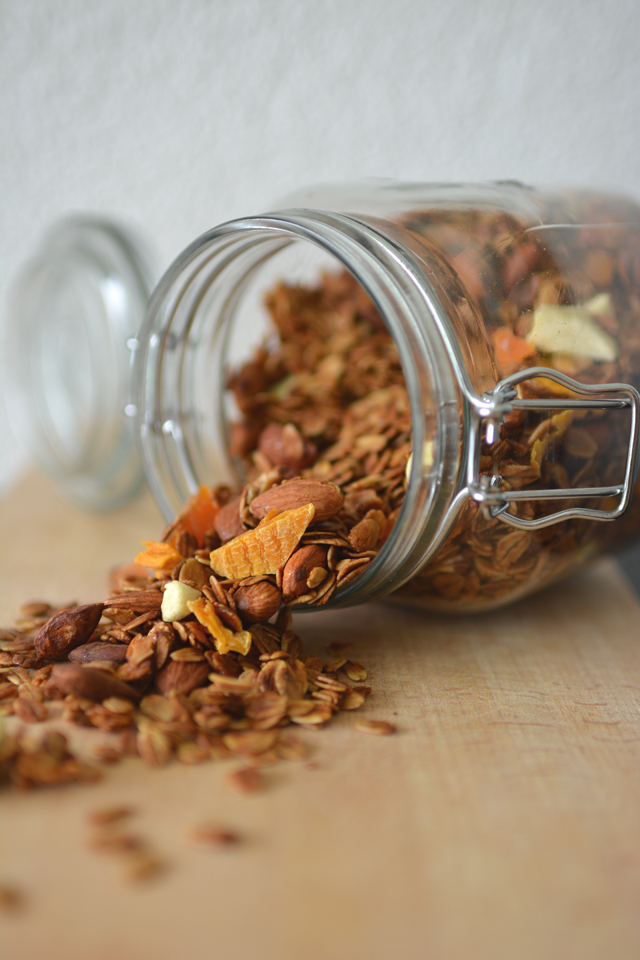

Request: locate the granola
(222, 203), (640, 610)
(393, 192), (640, 606)
(0, 508), (376, 792)
(2, 190), (640, 798)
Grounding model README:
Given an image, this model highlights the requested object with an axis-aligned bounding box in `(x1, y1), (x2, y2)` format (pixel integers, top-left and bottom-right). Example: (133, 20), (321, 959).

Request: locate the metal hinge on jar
(466, 366), (640, 530)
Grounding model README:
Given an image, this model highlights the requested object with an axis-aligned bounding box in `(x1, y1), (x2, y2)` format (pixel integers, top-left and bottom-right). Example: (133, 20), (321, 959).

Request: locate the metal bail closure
(466, 366), (640, 530)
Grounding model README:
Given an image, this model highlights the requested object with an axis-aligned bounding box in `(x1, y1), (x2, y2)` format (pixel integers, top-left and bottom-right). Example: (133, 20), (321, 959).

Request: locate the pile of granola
(0, 274), (401, 790)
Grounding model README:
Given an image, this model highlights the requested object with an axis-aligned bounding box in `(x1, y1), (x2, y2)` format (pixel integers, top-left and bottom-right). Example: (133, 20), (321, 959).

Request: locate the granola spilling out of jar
(0, 273), (403, 791)
(2, 190), (640, 790)
(0, 585), (375, 790)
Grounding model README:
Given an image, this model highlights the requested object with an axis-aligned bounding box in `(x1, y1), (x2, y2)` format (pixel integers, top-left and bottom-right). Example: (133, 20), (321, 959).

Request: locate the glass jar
(134, 181), (640, 612)
(9, 185), (638, 611)
(6, 216), (158, 510)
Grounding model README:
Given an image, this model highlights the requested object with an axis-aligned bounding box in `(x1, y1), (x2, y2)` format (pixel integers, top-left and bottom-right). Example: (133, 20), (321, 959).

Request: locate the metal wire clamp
(465, 366), (640, 531)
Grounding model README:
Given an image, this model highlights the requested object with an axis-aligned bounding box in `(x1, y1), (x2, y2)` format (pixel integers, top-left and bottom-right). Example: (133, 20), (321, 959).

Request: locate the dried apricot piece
(209, 503), (315, 579)
(492, 326), (536, 368)
(168, 486), (221, 546)
(187, 598), (252, 656)
(134, 541), (182, 572)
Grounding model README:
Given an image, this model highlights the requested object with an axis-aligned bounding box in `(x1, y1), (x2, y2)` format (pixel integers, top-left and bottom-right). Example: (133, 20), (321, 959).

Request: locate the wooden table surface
(2, 472), (640, 960)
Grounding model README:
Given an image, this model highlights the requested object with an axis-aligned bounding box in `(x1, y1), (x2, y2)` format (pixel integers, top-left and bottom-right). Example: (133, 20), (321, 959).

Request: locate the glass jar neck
(135, 210), (467, 607)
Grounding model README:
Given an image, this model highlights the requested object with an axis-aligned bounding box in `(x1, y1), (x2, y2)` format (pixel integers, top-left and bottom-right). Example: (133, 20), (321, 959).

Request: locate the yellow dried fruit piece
(404, 441), (434, 484)
(527, 303), (618, 362)
(187, 598), (252, 656)
(161, 581), (202, 622)
(135, 540), (182, 572)
(209, 503), (315, 579)
(530, 410), (574, 474)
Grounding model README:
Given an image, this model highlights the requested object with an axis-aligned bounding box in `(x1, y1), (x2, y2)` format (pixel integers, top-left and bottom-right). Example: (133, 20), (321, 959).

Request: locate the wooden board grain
(2, 473), (640, 960)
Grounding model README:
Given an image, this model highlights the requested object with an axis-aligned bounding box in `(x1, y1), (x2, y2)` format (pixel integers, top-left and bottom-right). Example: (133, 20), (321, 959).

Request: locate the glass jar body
(137, 181), (640, 612)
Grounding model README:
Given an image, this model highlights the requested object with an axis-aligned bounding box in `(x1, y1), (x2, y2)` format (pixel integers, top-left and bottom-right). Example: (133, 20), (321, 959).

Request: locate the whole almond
(229, 420), (262, 458)
(214, 496), (244, 542)
(250, 479), (343, 523)
(19, 601), (52, 618)
(34, 603), (105, 661)
(235, 581), (282, 623)
(45, 664), (141, 702)
(258, 423), (316, 470)
(348, 517), (381, 552)
(155, 658), (210, 696)
(209, 652), (243, 677)
(282, 545), (328, 601)
(68, 642), (129, 664)
(101, 591), (162, 613)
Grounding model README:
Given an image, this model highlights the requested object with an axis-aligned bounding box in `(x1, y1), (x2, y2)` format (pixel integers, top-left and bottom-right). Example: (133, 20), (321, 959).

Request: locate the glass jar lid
(6, 216), (158, 510)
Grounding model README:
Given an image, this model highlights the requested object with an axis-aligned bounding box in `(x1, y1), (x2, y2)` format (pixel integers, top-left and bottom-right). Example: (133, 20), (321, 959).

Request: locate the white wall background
(2, 0), (640, 496)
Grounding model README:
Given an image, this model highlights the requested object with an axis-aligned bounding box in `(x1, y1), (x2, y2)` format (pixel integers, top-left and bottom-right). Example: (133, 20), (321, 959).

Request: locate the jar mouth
(7, 216), (158, 510)
(136, 210), (464, 606)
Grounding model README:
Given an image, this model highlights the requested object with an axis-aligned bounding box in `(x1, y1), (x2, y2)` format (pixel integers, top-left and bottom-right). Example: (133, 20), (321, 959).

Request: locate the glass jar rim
(135, 208), (466, 607)
(5, 214), (158, 510)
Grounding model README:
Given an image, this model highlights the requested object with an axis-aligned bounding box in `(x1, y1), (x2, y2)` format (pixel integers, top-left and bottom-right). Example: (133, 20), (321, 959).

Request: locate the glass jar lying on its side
(135, 181), (640, 612)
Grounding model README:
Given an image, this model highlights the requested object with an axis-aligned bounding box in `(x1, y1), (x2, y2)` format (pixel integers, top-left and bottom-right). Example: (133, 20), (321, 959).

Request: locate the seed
(354, 719), (396, 736)
(342, 691), (366, 711)
(170, 647), (205, 662)
(92, 745), (122, 765)
(19, 601), (51, 618)
(343, 661), (368, 682)
(0, 885), (24, 911)
(249, 479), (344, 523)
(222, 730), (279, 757)
(176, 742), (209, 764)
(102, 697), (135, 715)
(124, 853), (168, 883)
(34, 603), (105, 661)
(89, 832), (144, 853)
(224, 766), (264, 794)
(188, 825), (241, 849)
(45, 664), (141, 703)
(155, 659), (210, 696)
(87, 806), (135, 827)
(234, 581), (282, 624)
(69, 642), (129, 664)
(275, 733), (310, 761)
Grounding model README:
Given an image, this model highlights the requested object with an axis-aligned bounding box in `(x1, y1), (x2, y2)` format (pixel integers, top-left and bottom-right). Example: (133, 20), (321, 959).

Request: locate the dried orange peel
(209, 503), (315, 579)
(135, 540), (183, 572)
(187, 598), (252, 656)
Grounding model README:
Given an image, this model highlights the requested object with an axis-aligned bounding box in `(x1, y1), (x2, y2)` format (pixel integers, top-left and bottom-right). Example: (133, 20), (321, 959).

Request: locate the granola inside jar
(136, 181), (640, 611)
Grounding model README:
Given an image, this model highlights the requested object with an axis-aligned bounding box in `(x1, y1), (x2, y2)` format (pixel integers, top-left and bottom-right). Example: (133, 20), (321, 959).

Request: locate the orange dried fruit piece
(169, 485), (221, 547)
(187, 598), (252, 656)
(135, 541), (183, 572)
(492, 326), (536, 369)
(209, 503), (315, 579)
